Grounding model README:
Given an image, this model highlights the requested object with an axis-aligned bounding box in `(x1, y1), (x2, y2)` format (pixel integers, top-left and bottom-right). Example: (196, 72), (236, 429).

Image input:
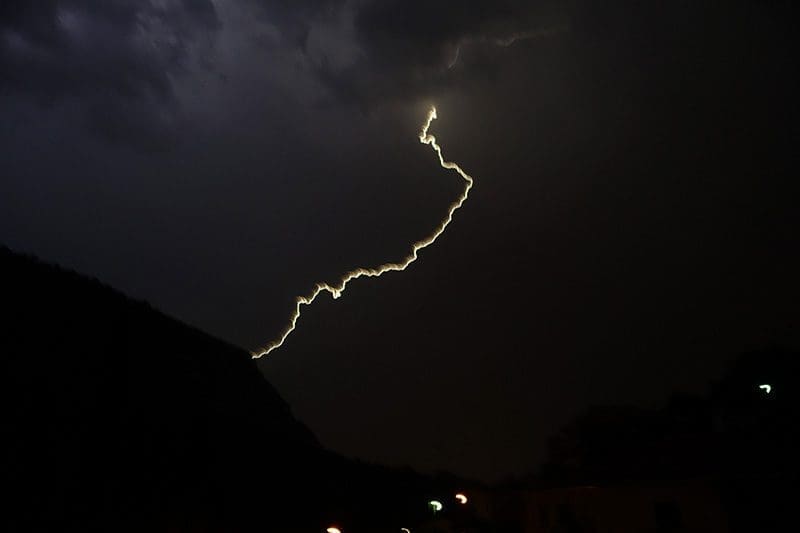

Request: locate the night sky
(2, 1), (798, 481)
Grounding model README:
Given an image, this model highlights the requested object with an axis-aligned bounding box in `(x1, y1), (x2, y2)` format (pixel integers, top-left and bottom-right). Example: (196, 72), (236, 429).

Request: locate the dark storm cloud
(309, 0), (478, 106)
(0, 0), (219, 146)
(354, 0), (516, 64)
(0, 0), (558, 143)
(334, 0), (563, 106)
(241, 0), (564, 108)
(244, 0), (347, 48)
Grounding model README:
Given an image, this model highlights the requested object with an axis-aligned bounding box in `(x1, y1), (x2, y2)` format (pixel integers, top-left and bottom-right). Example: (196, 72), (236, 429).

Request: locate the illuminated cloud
(447, 25), (568, 69)
(0, 0), (220, 147)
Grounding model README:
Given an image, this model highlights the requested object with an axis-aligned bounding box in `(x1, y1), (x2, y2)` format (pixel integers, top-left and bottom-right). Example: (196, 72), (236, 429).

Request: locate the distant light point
(759, 384), (772, 394)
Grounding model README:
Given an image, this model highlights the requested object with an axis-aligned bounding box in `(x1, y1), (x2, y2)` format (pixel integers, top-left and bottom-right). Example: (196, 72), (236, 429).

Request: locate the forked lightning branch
(253, 107), (474, 359)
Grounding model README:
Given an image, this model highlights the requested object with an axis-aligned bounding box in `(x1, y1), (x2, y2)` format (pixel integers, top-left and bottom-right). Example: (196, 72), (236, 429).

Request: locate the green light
(429, 500), (443, 513)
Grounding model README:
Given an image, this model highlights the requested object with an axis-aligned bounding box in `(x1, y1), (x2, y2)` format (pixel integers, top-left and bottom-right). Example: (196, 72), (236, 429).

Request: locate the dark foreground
(2, 246), (796, 532)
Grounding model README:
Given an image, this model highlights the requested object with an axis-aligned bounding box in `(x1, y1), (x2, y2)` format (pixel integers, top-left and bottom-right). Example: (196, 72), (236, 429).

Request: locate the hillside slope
(0, 246), (481, 532)
(0, 246), (332, 531)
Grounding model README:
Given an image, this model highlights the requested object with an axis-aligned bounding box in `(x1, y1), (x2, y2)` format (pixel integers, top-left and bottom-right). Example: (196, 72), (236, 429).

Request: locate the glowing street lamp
(455, 493), (468, 504)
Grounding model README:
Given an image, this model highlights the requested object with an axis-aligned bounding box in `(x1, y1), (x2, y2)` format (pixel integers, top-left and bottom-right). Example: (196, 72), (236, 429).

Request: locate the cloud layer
(1, 0), (219, 145)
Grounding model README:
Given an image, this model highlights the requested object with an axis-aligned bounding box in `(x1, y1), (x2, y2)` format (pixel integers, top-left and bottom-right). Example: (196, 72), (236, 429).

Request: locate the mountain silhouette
(0, 246), (448, 532)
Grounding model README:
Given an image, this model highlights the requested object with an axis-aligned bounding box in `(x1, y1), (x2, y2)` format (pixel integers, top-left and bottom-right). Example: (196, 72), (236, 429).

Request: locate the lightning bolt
(447, 45), (461, 69)
(252, 106), (473, 359)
